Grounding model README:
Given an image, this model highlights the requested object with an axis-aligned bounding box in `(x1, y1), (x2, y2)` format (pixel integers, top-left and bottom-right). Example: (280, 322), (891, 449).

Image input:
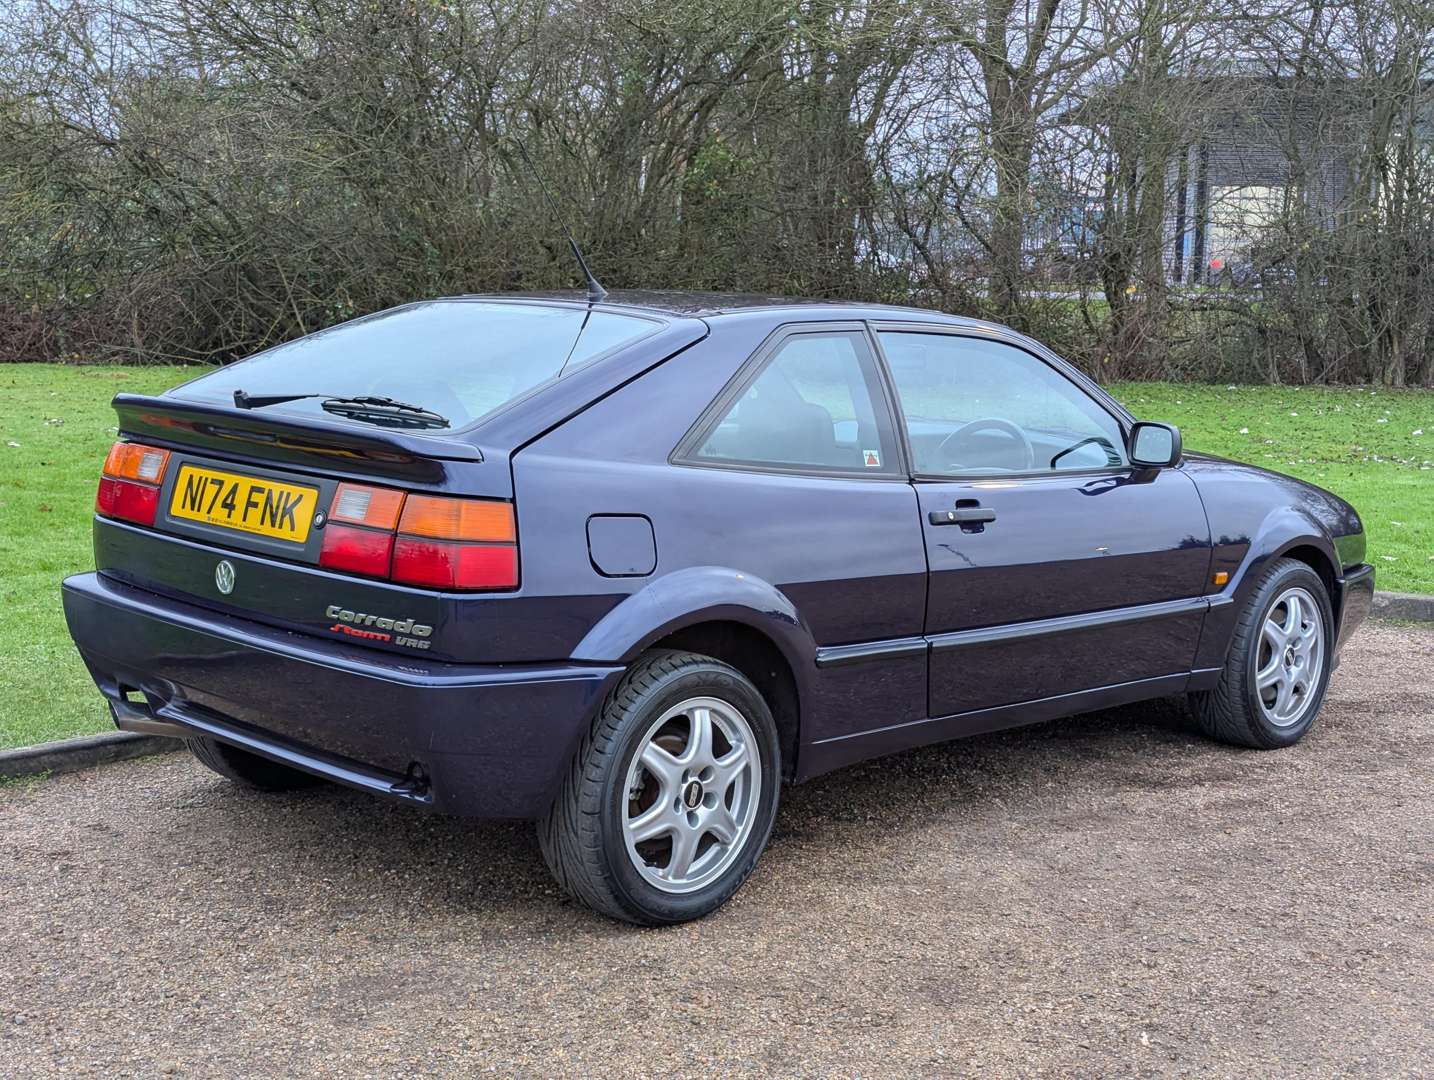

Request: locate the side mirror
(1129, 421), (1182, 468)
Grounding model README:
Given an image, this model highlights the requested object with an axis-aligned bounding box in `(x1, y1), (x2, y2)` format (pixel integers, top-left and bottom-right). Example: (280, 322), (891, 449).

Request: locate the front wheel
(1190, 557), (1334, 749)
(538, 650), (781, 925)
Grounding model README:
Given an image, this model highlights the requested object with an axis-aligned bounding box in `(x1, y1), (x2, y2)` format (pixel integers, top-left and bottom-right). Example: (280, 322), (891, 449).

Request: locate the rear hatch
(92, 298), (704, 663)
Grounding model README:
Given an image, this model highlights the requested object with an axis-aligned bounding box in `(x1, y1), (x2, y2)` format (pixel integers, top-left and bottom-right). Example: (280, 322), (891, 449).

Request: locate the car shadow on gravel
(139, 694), (1228, 925)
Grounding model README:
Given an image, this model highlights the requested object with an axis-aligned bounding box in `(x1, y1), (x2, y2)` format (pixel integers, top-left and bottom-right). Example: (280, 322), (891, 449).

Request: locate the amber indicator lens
(102, 441), (172, 484)
(398, 495), (516, 543)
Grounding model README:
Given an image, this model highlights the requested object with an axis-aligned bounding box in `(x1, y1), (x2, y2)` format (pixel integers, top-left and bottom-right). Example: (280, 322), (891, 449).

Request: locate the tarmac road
(2, 622), (1431, 1078)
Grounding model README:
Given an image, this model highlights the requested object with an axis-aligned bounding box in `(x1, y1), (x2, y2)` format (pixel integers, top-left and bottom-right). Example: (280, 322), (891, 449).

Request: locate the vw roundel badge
(214, 559), (236, 596)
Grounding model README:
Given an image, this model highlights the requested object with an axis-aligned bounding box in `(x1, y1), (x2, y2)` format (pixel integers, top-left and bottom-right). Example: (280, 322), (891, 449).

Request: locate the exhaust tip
(108, 695), (190, 740)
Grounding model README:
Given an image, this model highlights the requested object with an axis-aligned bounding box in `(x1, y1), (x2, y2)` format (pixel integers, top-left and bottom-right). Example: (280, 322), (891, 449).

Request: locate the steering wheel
(937, 417), (1035, 471)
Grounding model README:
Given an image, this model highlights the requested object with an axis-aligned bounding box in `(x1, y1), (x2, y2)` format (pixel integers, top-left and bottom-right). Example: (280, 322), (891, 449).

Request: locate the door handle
(929, 506), (997, 526)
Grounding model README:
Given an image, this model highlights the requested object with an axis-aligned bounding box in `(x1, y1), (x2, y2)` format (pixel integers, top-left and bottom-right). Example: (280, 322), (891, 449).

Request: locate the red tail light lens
(319, 523), (395, 577)
(318, 483), (404, 578)
(96, 476), (161, 525)
(96, 441), (170, 526)
(391, 537), (519, 590)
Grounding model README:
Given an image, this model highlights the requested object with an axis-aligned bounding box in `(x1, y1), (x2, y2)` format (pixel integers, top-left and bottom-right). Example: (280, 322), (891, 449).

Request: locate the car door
(668, 323), (931, 744)
(870, 324), (1213, 721)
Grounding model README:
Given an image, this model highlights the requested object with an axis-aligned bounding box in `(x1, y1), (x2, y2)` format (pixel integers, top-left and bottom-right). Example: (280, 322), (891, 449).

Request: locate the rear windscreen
(176, 300), (660, 430)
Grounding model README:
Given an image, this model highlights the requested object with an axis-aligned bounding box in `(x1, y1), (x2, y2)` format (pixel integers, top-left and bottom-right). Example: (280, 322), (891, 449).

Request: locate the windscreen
(177, 300), (660, 430)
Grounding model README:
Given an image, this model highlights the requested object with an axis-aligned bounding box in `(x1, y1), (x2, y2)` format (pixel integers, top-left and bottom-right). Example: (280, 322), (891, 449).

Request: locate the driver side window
(878, 332), (1128, 476)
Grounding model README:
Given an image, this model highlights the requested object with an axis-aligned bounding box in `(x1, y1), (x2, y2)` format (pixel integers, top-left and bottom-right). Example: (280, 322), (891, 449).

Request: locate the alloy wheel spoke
(1273, 675), (1296, 718)
(684, 706), (715, 768)
(1256, 656), (1284, 690)
(706, 805), (740, 846)
(666, 822), (702, 881)
(1262, 617), (1289, 652)
(1283, 593), (1303, 637)
(711, 742), (750, 792)
(627, 800), (678, 844)
(639, 742), (684, 792)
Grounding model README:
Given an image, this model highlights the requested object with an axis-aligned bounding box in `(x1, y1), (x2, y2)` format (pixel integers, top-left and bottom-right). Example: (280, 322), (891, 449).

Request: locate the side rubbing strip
(928, 595), (1213, 653)
(814, 637), (928, 669)
(813, 595), (1221, 670)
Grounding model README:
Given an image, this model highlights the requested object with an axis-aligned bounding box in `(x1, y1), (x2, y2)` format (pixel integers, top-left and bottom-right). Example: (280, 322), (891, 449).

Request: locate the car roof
(458, 289), (1008, 330)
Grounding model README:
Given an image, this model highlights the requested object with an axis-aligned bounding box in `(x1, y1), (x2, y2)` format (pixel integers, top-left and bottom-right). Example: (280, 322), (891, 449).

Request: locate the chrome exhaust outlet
(109, 698), (190, 739)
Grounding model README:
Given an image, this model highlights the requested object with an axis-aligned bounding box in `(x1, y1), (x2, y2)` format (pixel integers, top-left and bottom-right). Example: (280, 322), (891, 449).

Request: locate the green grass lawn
(1, 364), (198, 750)
(1114, 382), (1433, 594)
(0, 363), (1429, 751)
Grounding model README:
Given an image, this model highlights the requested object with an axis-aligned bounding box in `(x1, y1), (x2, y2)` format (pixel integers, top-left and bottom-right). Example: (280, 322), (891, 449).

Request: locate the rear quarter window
(176, 301), (660, 431)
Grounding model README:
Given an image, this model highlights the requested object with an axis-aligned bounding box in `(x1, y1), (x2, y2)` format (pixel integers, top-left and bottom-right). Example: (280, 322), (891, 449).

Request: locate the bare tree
(1, 0), (1430, 383)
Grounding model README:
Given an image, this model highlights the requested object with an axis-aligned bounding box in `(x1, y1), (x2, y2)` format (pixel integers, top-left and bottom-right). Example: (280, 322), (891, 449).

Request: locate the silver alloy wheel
(621, 695), (762, 895)
(1254, 585), (1325, 727)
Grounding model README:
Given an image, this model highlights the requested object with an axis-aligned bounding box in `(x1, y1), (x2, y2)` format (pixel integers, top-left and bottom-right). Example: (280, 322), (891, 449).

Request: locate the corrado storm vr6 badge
(325, 605), (434, 650)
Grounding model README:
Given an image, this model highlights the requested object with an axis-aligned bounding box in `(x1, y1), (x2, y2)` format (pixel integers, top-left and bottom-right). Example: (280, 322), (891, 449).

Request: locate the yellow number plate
(169, 465), (319, 544)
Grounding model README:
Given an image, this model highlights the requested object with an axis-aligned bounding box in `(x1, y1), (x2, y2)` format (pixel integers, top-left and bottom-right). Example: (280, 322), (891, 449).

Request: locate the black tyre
(538, 650), (781, 925)
(1190, 557), (1334, 749)
(186, 736), (326, 791)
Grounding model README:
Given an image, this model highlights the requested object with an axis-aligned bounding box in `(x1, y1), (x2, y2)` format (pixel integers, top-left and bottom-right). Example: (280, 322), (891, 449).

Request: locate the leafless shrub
(0, 0), (1430, 384)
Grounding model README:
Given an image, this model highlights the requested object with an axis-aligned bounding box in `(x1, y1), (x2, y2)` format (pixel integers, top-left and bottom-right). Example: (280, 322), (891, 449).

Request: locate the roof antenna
(509, 138), (607, 303)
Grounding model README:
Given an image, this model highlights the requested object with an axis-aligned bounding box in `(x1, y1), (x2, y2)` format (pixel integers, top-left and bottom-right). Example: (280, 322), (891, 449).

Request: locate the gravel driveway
(3, 623), (1432, 1078)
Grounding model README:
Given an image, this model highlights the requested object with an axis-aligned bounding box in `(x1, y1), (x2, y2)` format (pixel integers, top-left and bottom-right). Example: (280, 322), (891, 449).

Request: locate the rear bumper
(62, 572), (623, 818)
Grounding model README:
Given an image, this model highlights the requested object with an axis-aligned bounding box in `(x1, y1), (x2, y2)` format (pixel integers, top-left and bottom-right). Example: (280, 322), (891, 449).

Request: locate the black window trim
(865, 320), (1138, 483)
(670, 320), (911, 481)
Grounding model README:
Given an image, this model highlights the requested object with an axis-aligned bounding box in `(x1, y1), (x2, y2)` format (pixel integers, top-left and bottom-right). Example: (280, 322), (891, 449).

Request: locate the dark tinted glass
(692, 332), (896, 473)
(180, 301), (658, 429)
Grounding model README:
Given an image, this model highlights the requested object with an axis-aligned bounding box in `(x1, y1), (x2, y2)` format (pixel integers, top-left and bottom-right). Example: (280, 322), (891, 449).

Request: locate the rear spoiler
(111, 393), (484, 482)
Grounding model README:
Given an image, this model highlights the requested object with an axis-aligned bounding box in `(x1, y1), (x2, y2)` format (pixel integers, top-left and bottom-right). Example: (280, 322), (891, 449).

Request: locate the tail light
(319, 486), (518, 591)
(96, 450), (518, 592)
(318, 483), (403, 577)
(96, 442), (171, 526)
(392, 494), (518, 590)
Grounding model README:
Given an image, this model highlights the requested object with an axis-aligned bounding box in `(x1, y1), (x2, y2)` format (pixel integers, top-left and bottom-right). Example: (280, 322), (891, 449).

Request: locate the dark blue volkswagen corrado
(63, 293), (1375, 924)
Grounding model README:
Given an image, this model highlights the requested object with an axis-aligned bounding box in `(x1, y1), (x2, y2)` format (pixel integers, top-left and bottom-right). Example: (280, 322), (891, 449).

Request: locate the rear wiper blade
(319, 396), (450, 429)
(231, 389), (449, 429)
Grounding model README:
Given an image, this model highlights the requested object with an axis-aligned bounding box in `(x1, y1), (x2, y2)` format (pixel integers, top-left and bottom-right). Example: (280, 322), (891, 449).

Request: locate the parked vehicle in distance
(63, 292), (1375, 924)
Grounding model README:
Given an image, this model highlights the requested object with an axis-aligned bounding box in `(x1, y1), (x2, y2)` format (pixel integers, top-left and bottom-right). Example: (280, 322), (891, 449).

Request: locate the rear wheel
(1190, 558), (1333, 749)
(538, 650), (780, 925)
(186, 736), (325, 791)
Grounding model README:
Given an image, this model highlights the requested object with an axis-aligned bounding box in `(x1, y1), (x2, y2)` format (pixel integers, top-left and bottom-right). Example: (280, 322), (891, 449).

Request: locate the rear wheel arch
(571, 566), (813, 661)
(644, 621), (801, 781)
